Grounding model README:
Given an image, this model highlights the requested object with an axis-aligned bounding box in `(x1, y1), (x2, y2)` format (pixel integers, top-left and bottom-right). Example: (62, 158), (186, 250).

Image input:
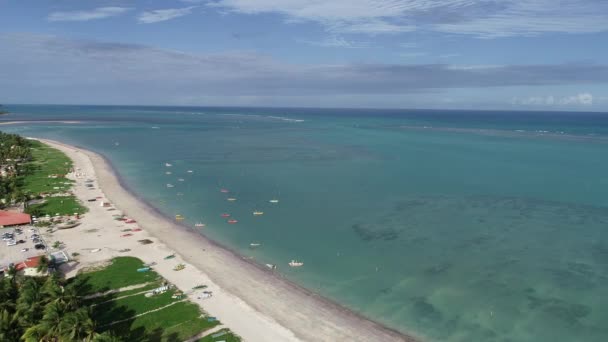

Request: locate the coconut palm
(92, 332), (121, 342)
(60, 307), (97, 341)
(32, 301), (65, 341)
(15, 278), (44, 327)
(56, 283), (81, 312)
(0, 309), (21, 342)
(36, 256), (50, 274)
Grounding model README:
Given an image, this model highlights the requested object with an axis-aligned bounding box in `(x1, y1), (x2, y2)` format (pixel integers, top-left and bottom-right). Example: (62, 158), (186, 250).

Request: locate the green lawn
(21, 140), (74, 195)
(93, 291), (179, 326)
(197, 329), (242, 342)
(26, 196), (87, 216)
(72, 257), (160, 295)
(85, 281), (163, 306)
(76, 256), (234, 342)
(100, 301), (218, 342)
(19, 140), (86, 216)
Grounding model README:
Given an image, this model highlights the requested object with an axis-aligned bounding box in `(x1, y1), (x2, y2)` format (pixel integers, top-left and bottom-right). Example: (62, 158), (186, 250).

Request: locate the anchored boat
(289, 260), (304, 267)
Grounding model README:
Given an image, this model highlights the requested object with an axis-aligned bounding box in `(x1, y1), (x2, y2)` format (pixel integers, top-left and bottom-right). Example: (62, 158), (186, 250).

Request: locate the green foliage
(0, 256), (231, 342)
(20, 140), (73, 195)
(197, 328), (242, 342)
(72, 257), (160, 296)
(102, 301), (218, 342)
(26, 196), (86, 217)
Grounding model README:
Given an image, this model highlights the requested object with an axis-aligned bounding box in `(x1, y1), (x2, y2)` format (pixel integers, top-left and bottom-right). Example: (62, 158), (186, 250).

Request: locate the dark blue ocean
(2, 105), (608, 342)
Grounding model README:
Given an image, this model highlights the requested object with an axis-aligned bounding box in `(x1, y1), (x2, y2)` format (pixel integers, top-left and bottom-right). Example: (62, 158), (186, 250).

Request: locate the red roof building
(0, 211), (31, 227)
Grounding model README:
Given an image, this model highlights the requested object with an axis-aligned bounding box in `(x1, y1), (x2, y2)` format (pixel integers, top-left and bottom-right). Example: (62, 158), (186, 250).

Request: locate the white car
(6, 240), (17, 246)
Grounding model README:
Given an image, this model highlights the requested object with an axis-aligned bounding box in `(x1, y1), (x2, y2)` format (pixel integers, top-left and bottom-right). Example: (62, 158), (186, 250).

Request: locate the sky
(1, 0), (608, 111)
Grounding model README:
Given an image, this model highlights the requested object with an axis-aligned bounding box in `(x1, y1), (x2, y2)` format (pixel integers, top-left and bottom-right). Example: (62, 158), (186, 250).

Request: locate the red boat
(125, 219), (136, 224)
(221, 213), (230, 218)
(132, 228), (142, 232)
(227, 219), (238, 224)
(121, 233), (133, 237)
(220, 189), (229, 193)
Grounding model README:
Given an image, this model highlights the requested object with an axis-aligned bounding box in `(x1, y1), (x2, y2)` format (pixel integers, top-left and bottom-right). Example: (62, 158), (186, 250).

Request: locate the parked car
(7, 240), (17, 246)
(35, 244), (46, 250)
(17, 240), (25, 244)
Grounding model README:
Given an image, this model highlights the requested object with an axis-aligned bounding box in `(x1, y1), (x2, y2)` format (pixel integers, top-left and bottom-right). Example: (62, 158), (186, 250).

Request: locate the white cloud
(559, 93), (593, 105)
(2, 33), (608, 107)
(48, 7), (131, 22)
(300, 36), (369, 48)
(210, 0), (608, 37)
(399, 52), (426, 58)
(138, 7), (197, 24)
(513, 93), (594, 106)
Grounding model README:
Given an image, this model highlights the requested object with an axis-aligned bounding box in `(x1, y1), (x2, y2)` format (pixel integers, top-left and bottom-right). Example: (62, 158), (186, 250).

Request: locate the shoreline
(39, 138), (417, 342)
(0, 120), (82, 125)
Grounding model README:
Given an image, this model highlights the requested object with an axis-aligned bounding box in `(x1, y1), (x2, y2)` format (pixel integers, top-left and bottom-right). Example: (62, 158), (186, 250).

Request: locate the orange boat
(221, 213), (230, 218)
(227, 219), (238, 224)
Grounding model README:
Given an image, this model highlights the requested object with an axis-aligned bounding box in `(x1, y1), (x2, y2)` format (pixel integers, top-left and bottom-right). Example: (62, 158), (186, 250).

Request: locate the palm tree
(41, 273), (63, 301)
(36, 255), (50, 274)
(59, 307), (97, 341)
(56, 283), (81, 311)
(0, 309), (21, 342)
(92, 332), (121, 342)
(7, 265), (19, 286)
(15, 278), (44, 328)
(33, 301), (65, 341)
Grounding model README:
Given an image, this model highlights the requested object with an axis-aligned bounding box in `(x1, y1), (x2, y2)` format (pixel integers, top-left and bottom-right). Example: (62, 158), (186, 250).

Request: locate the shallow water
(3, 105), (608, 341)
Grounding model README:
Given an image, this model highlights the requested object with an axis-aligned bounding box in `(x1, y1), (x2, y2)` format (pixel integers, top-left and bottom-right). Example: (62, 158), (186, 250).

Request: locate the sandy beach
(39, 138), (416, 342)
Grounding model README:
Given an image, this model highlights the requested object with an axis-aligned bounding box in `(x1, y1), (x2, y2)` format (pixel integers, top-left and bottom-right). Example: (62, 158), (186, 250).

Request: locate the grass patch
(197, 329), (242, 342)
(72, 257), (160, 296)
(21, 140), (74, 195)
(85, 281), (162, 306)
(26, 195), (87, 216)
(100, 301), (218, 342)
(93, 291), (179, 326)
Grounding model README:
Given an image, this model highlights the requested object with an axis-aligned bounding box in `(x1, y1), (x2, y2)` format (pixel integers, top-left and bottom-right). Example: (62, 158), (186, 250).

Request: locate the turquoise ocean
(2, 105), (608, 342)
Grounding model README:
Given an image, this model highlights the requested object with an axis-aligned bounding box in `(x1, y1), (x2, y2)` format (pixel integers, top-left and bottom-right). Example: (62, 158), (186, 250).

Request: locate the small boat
(195, 222), (206, 227)
(289, 260), (304, 267)
(118, 248), (131, 253)
(165, 163), (172, 167)
(173, 263), (185, 271)
(137, 267), (151, 272)
(165, 171), (172, 175)
(227, 219), (238, 224)
(220, 213), (230, 218)
(132, 228), (142, 232)
(187, 170), (194, 173)
(253, 211), (264, 216)
(220, 188), (229, 193)
(143, 262), (157, 267)
(269, 199), (279, 203)
(175, 215), (184, 221)
(125, 219), (136, 224)
(121, 233), (133, 237)
(265, 264), (277, 270)
(227, 198), (237, 201)
(178, 178), (185, 182)
(192, 284), (208, 290)
(166, 184), (174, 188)
(164, 254), (176, 260)
(249, 243), (261, 248)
